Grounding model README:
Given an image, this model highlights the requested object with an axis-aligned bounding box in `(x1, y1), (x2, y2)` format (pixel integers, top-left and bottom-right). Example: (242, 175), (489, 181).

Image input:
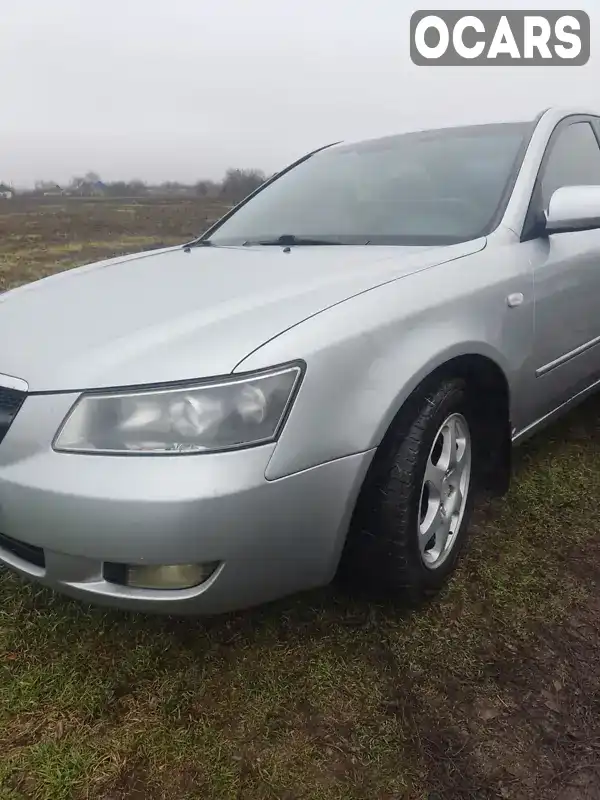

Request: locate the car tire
(340, 377), (476, 603)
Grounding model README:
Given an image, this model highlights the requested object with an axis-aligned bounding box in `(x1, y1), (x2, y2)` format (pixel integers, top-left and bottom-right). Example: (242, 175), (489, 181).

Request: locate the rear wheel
(340, 378), (476, 602)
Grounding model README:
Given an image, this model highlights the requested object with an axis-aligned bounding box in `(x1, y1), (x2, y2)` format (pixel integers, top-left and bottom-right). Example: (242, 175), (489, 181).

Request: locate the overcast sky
(1, 0), (598, 186)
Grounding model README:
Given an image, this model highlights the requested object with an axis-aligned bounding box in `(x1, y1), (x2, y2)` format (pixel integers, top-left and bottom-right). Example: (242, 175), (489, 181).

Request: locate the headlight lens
(54, 364), (303, 455)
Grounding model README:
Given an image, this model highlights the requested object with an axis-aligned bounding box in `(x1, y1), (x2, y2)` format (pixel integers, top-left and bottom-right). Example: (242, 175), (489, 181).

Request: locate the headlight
(53, 363), (303, 455)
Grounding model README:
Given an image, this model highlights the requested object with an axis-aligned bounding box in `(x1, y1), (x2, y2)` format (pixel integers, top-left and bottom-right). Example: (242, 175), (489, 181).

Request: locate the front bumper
(0, 394), (374, 614)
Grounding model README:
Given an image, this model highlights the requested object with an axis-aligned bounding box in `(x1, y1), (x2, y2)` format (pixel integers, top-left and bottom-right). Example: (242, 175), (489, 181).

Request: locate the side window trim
(520, 114), (600, 242)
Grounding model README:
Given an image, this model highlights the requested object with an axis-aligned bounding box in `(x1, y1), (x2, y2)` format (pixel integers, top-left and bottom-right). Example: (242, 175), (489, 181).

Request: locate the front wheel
(340, 378), (476, 602)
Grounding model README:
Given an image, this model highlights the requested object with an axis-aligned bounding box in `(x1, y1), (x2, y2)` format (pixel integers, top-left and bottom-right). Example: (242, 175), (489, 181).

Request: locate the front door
(522, 118), (600, 425)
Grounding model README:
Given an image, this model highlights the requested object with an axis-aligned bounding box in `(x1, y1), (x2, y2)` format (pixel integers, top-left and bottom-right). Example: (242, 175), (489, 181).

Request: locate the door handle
(507, 293), (524, 308)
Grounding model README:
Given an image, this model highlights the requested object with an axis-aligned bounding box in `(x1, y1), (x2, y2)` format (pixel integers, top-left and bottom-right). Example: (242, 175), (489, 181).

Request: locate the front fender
(236, 244), (531, 480)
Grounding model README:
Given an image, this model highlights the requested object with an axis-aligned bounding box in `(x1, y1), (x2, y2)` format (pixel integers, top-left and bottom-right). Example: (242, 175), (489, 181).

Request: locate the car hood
(0, 240), (485, 391)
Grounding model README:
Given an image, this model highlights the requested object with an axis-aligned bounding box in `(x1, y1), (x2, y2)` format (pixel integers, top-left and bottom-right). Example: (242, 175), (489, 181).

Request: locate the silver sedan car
(1, 106), (600, 614)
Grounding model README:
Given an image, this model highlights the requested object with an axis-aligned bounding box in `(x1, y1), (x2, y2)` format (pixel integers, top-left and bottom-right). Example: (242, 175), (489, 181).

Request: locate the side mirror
(545, 185), (600, 235)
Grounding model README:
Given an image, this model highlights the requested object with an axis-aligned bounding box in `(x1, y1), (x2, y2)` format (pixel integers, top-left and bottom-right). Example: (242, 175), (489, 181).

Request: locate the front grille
(0, 532), (45, 568)
(0, 386), (26, 445)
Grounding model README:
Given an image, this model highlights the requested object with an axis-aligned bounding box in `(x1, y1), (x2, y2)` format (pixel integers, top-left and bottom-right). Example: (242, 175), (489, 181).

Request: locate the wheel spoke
(454, 420), (468, 471)
(446, 485), (463, 519)
(424, 458), (445, 494)
(434, 512), (452, 556)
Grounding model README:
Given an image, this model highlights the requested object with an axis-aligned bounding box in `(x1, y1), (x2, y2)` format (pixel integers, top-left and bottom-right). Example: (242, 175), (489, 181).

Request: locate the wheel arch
(378, 350), (512, 496)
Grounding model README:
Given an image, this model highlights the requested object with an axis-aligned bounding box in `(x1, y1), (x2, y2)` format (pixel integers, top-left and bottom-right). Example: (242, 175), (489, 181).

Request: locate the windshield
(206, 122), (533, 247)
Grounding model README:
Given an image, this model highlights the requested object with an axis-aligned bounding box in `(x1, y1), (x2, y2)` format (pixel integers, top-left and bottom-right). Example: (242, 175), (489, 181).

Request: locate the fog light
(126, 562), (219, 590)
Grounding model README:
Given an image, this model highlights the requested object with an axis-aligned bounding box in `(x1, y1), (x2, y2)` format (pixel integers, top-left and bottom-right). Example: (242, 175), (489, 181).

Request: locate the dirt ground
(1, 198), (600, 799)
(0, 196), (230, 290)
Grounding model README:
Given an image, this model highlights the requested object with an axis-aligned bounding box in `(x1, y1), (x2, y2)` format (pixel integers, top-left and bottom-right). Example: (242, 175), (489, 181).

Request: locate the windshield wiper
(242, 234), (344, 247)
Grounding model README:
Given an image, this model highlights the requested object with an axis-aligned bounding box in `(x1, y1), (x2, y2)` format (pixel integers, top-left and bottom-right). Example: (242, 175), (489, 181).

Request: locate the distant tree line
(23, 167), (269, 204)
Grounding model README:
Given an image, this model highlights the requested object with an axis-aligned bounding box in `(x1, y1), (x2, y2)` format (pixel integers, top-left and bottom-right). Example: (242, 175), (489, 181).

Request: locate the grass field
(1, 198), (600, 799)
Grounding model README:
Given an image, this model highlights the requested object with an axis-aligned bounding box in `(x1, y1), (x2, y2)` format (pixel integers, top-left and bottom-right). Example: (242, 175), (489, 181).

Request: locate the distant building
(42, 183), (63, 196)
(0, 183), (14, 199)
(69, 179), (107, 197)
